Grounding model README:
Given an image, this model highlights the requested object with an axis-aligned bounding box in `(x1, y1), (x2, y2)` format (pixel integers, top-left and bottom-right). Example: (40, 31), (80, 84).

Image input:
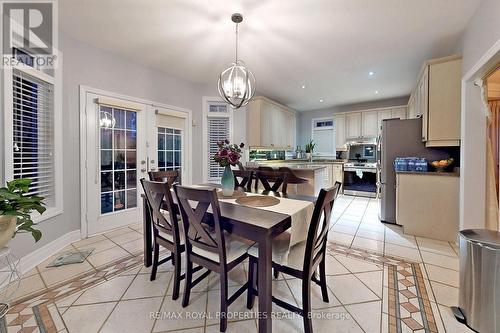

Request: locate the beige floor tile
(206, 320), (257, 333)
(354, 270), (383, 298)
(430, 280), (459, 307)
(384, 243), (421, 262)
(75, 275), (135, 305)
(73, 238), (118, 254)
(311, 305), (364, 333)
(331, 224), (359, 235)
(286, 278), (341, 309)
(100, 297), (163, 333)
(72, 234), (107, 247)
(328, 231), (354, 246)
(169, 327), (205, 333)
(206, 286), (256, 326)
(324, 254), (350, 275)
(425, 264), (459, 287)
(420, 250), (459, 271)
(345, 300), (382, 333)
(355, 228), (385, 241)
(385, 233), (418, 249)
(437, 303), (475, 332)
(335, 255), (381, 274)
(120, 238), (144, 255)
(103, 227), (134, 239)
(22, 267), (39, 278)
(352, 236), (384, 253)
(358, 222), (386, 233)
(335, 219), (361, 228)
(107, 230), (143, 245)
(153, 292), (208, 332)
(416, 237), (457, 257)
(56, 290), (84, 308)
(62, 302), (116, 333)
(327, 274), (379, 305)
(207, 265), (248, 290)
(123, 272), (172, 300)
(86, 246), (131, 268)
(8, 273), (46, 301)
(39, 260), (95, 287)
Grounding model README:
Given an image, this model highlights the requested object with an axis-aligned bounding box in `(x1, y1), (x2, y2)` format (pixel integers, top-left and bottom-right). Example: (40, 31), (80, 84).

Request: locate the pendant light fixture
(217, 13), (256, 109)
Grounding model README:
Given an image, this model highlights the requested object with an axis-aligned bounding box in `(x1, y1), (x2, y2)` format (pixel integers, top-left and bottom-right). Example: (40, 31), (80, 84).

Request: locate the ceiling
(60, 0), (482, 111)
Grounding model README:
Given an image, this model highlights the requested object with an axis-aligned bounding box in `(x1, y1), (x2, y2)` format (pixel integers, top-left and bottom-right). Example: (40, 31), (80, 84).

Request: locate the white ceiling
(60, 0), (482, 111)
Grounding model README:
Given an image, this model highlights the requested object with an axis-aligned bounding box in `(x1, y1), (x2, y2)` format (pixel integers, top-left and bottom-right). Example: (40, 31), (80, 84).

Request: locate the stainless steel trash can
(453, 229), (500, 332)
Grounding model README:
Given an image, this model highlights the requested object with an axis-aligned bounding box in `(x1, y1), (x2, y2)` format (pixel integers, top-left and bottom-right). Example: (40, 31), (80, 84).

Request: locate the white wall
(297, 96), (409, 147)
(2, 32), (220, 259)
(459, 0), (500, 230)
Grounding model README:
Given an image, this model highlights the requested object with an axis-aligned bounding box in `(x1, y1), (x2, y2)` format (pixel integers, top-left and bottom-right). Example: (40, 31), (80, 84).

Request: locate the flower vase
(0, 216), (16, 248)
(221, 165), (235, 196)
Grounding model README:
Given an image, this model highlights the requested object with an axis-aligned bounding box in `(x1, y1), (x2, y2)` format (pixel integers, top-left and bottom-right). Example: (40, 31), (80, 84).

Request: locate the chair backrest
(140, 178), (182, 244)
(148, 170), (180, 186)
(233, 170), (254, 192)
(278, 167), (308, 184)
(174, 185), (227, 262)
(303, 182), (341, 273)
(254, 170), (288, 194)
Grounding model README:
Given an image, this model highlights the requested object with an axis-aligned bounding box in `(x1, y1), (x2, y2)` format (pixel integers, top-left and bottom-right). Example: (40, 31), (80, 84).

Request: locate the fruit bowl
(431, 158), (454, 172)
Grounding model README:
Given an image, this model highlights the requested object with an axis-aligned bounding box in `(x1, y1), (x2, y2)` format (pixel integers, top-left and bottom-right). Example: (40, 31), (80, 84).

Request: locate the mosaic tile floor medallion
(2, 243), (438, 333)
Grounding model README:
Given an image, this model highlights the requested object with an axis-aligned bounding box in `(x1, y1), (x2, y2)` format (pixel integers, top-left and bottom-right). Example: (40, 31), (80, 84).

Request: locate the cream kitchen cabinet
(391, 107), (407, 120)
(345, 112), (362, 139)
(377, 109), (393, 130)
(362, 111), (379, 138)
(247, 96), (296, 148)
(333, 114), (346, 149)
(408, 55), (461, 147)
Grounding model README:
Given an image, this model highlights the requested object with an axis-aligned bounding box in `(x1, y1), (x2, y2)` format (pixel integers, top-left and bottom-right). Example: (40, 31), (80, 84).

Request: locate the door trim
(79, 85), (193, 238)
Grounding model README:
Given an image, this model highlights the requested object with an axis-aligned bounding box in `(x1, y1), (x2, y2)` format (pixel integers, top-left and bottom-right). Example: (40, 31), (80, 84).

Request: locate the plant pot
(0, 216), (16, 248)
(221, 165), (235, 196)
(305, 153), (312, 162)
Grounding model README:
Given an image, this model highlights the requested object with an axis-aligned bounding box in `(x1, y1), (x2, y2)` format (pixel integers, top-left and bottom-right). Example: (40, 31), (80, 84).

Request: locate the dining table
(142, 184), (316, 333)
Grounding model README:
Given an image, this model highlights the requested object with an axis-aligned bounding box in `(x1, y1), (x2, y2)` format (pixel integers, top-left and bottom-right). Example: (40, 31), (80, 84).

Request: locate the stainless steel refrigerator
(379, 118), (448, 224)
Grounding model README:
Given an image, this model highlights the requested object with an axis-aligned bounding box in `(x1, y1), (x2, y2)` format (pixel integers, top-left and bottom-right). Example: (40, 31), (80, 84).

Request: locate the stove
(343, 160), (378, 197)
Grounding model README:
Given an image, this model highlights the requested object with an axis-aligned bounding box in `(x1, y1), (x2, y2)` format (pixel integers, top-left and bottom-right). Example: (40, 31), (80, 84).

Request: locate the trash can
(452, 229), (500, 332)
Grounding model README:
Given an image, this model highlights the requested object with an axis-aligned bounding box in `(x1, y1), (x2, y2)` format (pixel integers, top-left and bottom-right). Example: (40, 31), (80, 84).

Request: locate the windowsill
(32, 207), (63, 224)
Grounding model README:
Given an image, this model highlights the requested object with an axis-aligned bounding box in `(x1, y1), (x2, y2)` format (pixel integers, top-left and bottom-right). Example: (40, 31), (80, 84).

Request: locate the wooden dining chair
(173, 185), (253, 332)
(140, 179), (184, 300)
(246, 182), (342, 333)
(278, 167), (308, 184)
(148, 170), (180, 186)
(254, 170), (289, 194)
(233, 170), (254, 192)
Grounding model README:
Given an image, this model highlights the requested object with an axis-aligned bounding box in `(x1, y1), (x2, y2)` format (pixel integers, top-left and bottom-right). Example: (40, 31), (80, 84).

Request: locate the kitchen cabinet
(407, 55), (461, 147)
(396, 173), (459, 242)
(391, 107), (407, 120)
(333, 114), (346, 149)
(361, 111), (379, 138)
(346, 112), (362, 139)
(247, 96), (296, 148)
(377, 109), (393, 131)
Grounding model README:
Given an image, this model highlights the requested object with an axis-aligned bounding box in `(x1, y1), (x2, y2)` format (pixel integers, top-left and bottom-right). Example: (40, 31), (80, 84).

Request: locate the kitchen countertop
(248, 163), (327, 171)
(396, 171), (460, 177)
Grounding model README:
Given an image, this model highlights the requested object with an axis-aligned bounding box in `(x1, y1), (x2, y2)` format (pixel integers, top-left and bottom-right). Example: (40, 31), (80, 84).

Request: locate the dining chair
(148, 170), (180, 186)
(140, 178), (185, 300)
(254, 170), (289, 194)
(278, 167), (308, 185)
(246, 182), (342, 333)
(233, 170), (254, 192)
(173, 185), (253, 332)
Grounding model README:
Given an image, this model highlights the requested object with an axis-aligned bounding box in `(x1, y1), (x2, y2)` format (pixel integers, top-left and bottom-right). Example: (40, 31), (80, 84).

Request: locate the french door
(83, 90), (189, 236)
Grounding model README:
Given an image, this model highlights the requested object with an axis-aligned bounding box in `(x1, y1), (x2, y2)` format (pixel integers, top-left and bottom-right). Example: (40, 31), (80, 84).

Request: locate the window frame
(2, 54), (64, 223)
(202, 96), (233, 183)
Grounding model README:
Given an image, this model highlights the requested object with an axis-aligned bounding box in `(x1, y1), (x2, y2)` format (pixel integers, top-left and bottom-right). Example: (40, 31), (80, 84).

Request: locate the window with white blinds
(205, 103), (232, 182)
(12, 69), (55, 206)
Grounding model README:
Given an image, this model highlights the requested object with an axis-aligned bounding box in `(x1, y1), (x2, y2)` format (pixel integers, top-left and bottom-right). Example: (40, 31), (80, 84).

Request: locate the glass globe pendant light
(217, 13), (256, 109)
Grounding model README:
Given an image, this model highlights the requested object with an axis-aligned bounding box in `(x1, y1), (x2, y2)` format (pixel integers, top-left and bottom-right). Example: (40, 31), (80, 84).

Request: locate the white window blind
(12, 69), (55, 206)
(206, 103), (231, 181)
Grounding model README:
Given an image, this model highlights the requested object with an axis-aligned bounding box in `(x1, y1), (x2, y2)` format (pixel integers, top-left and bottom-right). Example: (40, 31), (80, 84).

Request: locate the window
(100, 106), (137, 214)
(203, 100), (232, 182)
(12, 69), (55, 206)
(157, 127), (182, 174)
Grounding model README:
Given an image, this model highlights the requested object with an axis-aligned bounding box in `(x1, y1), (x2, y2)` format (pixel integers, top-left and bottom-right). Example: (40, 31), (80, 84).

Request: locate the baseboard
(18, 230), (81, 275)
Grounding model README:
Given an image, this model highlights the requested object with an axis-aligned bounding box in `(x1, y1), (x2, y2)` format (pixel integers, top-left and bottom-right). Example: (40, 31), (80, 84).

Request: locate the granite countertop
(283, 164), (328, 171)
(396, 171), (460, 177)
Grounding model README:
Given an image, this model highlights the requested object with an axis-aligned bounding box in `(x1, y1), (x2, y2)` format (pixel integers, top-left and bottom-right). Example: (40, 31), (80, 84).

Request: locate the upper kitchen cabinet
(408, 55), (462, 147)
(345, 112), (362, 139)
(361, 110), (379, 138)
(333, 114), (346, 149)
(391, 107), (407, 120)
(247, 96), (296, 148)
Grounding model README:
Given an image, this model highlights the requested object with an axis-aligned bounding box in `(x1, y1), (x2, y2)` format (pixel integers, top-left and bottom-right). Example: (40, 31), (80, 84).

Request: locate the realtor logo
(2, 1), (57, 68)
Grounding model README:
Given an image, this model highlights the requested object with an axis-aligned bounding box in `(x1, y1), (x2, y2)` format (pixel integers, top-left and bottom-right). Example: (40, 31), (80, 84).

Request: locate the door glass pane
(157, 127), (182, 177)
(100, 106), (137, 214)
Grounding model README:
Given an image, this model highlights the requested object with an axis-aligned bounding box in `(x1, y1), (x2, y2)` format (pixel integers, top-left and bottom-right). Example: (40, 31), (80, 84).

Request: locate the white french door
(82, 90), (192, 236)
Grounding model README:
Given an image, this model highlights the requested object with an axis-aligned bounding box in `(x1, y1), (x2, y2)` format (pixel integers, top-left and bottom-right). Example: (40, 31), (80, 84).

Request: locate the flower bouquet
(213, 140), (245, 195)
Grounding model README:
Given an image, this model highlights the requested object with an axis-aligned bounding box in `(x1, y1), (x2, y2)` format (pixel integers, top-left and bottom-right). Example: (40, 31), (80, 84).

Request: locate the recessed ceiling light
(319, 99), (324, 103)
(375, 90), (379, 94)
(369, 71), (375, 76)
(301, 85), (306, 89)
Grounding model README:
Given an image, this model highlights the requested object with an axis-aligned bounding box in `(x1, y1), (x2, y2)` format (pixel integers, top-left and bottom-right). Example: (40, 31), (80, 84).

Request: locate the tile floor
(3, 196), (473, 333)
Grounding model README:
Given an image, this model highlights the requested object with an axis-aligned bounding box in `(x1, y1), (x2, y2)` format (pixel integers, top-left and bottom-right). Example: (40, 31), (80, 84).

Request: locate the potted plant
(305, 139), (316, 162)
(0, 179), (45, 247)
(213, 140), (245, 196)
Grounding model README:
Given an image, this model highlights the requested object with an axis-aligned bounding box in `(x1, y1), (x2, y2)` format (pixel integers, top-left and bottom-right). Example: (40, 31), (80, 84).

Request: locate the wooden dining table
(142, 184), (316, 333)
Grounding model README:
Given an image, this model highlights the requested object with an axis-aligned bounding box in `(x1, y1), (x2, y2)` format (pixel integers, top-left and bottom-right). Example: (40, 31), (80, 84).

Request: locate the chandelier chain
(235, 23), (239, 62)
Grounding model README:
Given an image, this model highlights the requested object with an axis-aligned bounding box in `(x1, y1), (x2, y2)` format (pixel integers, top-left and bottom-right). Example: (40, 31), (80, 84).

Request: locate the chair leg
(319, 256), (329, 303)
(220, 271), (229, 332)
(302, 277), (313, 333)
(182, 255), (193, 308)
(273, 267), (279, 279)
(150, 242), (159, 281)
(247, 257), (257, 309)
(172, 251), (182, 300)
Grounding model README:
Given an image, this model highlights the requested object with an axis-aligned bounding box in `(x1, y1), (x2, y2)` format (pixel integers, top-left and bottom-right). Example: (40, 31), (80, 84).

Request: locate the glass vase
(221, 165), (235, 196)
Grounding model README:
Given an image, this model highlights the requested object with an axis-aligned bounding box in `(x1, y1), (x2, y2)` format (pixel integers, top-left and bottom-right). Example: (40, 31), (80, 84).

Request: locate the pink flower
(220, 149), (228, 157)
(228, 152), (240, 165)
